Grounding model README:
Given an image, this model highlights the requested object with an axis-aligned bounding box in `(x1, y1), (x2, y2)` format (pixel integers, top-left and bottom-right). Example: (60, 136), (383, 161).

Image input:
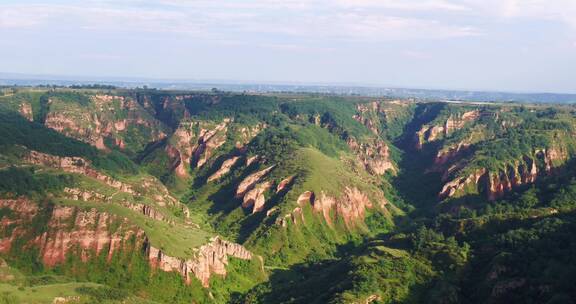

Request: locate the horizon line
(1, 71), (576, 97)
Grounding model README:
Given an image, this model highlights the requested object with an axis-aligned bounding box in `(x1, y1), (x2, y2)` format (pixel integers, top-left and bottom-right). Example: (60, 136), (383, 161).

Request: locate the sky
(0, 0), (575, 93)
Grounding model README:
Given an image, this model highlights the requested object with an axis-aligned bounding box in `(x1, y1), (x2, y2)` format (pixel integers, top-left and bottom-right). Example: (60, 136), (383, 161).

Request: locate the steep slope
(0, 90), (403, 302)
(175, 97), (402, 266)
(242, 242), (437, 304)
(4, 87), (576, 304)
(0, 101), (265, 303)
(428, 106), (576, 203)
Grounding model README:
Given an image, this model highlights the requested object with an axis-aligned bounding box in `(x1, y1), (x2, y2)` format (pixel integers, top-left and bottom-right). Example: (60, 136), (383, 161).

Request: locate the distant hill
(1, 73), (575, 104)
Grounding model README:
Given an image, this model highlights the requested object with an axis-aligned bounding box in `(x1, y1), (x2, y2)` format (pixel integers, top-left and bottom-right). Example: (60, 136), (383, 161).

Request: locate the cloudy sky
(0, 0), (575, 92)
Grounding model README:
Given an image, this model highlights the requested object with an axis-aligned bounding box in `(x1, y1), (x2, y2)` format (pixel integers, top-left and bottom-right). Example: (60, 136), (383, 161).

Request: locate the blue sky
(0, 0), (575, 93)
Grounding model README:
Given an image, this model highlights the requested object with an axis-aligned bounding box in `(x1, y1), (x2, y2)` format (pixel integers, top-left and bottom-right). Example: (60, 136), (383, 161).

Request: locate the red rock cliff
(0, 198), (253, 288)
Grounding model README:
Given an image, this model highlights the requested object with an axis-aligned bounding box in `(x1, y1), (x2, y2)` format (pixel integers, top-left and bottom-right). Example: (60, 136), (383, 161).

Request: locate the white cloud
(463, 0), (576, 28)
(12, 0), (576, 43)
(0, 1), (480, 41)
(334, 0), (468, 11)
(2, 0), (576, 41)
(335, 14), (479, 40)
(0, 6), (57, 28)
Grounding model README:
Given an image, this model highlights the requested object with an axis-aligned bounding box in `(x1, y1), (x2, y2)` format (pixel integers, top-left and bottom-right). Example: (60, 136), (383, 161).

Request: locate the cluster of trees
(279, 98), (370, 139)
(68, 84), (117, 90)
(0, 167), (75, 197)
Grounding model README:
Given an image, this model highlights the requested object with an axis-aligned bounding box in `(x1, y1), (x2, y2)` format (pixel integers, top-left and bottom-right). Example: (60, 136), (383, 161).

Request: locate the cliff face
(312, 187), (376, 227)
(350, 101), (404, 175)
(168, 119), (230, 178)
(242, 182), (272, 214)
(25, 150), (189, 219)
(0, 198), (144, 266)
(347, 138), (395, 175)
(0, 198), (252, 288)
(353, 100), (412, 137)
(439, 169), (487, 199)
(433, 141), (471, 167)
(208, 156), (241, 182)
(167, 119), (265, 179)
(44, 95), (167, 152)
(235, 165), (275, 199)
(439, 148), (567, 200)
(63, 187), (173, 223)
(24, 150), (134, 194)
(353, 101), (383, 135)
(486, 148), (566, 200)
(146, 236), (252, 287)
(234, 124), (266, 150)
(415, 110), (480, 149)
(278, 187), (387, 228)
(0, 198), (39, 253)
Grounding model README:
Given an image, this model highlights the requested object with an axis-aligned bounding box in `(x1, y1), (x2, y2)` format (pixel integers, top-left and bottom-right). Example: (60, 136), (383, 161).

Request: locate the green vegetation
(0, 167), (75, 197)
(3, 88), (576, 303)
(280, 97), (372, 140)
(0, 104), (138, 175)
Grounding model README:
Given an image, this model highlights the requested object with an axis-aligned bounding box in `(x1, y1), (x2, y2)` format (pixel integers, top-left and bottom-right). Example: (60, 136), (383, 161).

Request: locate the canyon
(2, 89), (576, 303)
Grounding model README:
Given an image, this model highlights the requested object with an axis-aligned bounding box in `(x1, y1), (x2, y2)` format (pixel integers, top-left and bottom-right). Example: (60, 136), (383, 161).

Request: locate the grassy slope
(7, 89), (576, 303)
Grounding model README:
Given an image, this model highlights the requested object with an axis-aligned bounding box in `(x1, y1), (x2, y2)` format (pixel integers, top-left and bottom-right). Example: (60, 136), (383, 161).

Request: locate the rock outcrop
(439, 169), (487, 199)
(0, 197), (252, 288)
(18, 102), (33, 121)
(235, 124), (266, 149)
(165, 144), (186, 177)
(37, 207), (143, 266)
(23, 150), (134, 194)
(242, 182), (272, 214)
(353, 101), (382, 135)
(439, 148), (567, 200)
(146, 236), (252, 287)
(0, 198), (39, 253)
(170, 119), (230, 177)
(296, 191), (315, 207)
(123, 202), (173, 224)
(312, 187), (376, 227)
(276, 176), (294, 193)
(280, 187), (386, 228)
(415, 110), (480, 149)
(235, 165), (275, 198)
(353, 100), (410, 136)
(246, 155), (260, 166)
(63, 188), (174, 224)
(25, 150), (187, 219)
(63, 187), (108, 202)
(433, 141), (471, 167)
(192, 120), (230, 169)
(208, 156), (241, 182)
(44, 95), (166, 151)
(0, 198), (144, 266)
(45, 111), (105, 149)
(347, 138), (395, 175)
(486, 148), (565, 200)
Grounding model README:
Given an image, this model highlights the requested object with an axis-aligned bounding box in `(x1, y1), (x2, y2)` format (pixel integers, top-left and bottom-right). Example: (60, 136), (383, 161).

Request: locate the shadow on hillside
(205, 160), (261, 216)
(458, 209), (576, 303)
(234, 239), (431, 304)
(389, 142), (444, 213)
(387, 103), (448, 213)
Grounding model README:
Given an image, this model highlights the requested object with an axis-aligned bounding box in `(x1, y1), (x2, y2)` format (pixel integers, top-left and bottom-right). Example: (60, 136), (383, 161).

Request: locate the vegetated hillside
(1, 88), (576, 303)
